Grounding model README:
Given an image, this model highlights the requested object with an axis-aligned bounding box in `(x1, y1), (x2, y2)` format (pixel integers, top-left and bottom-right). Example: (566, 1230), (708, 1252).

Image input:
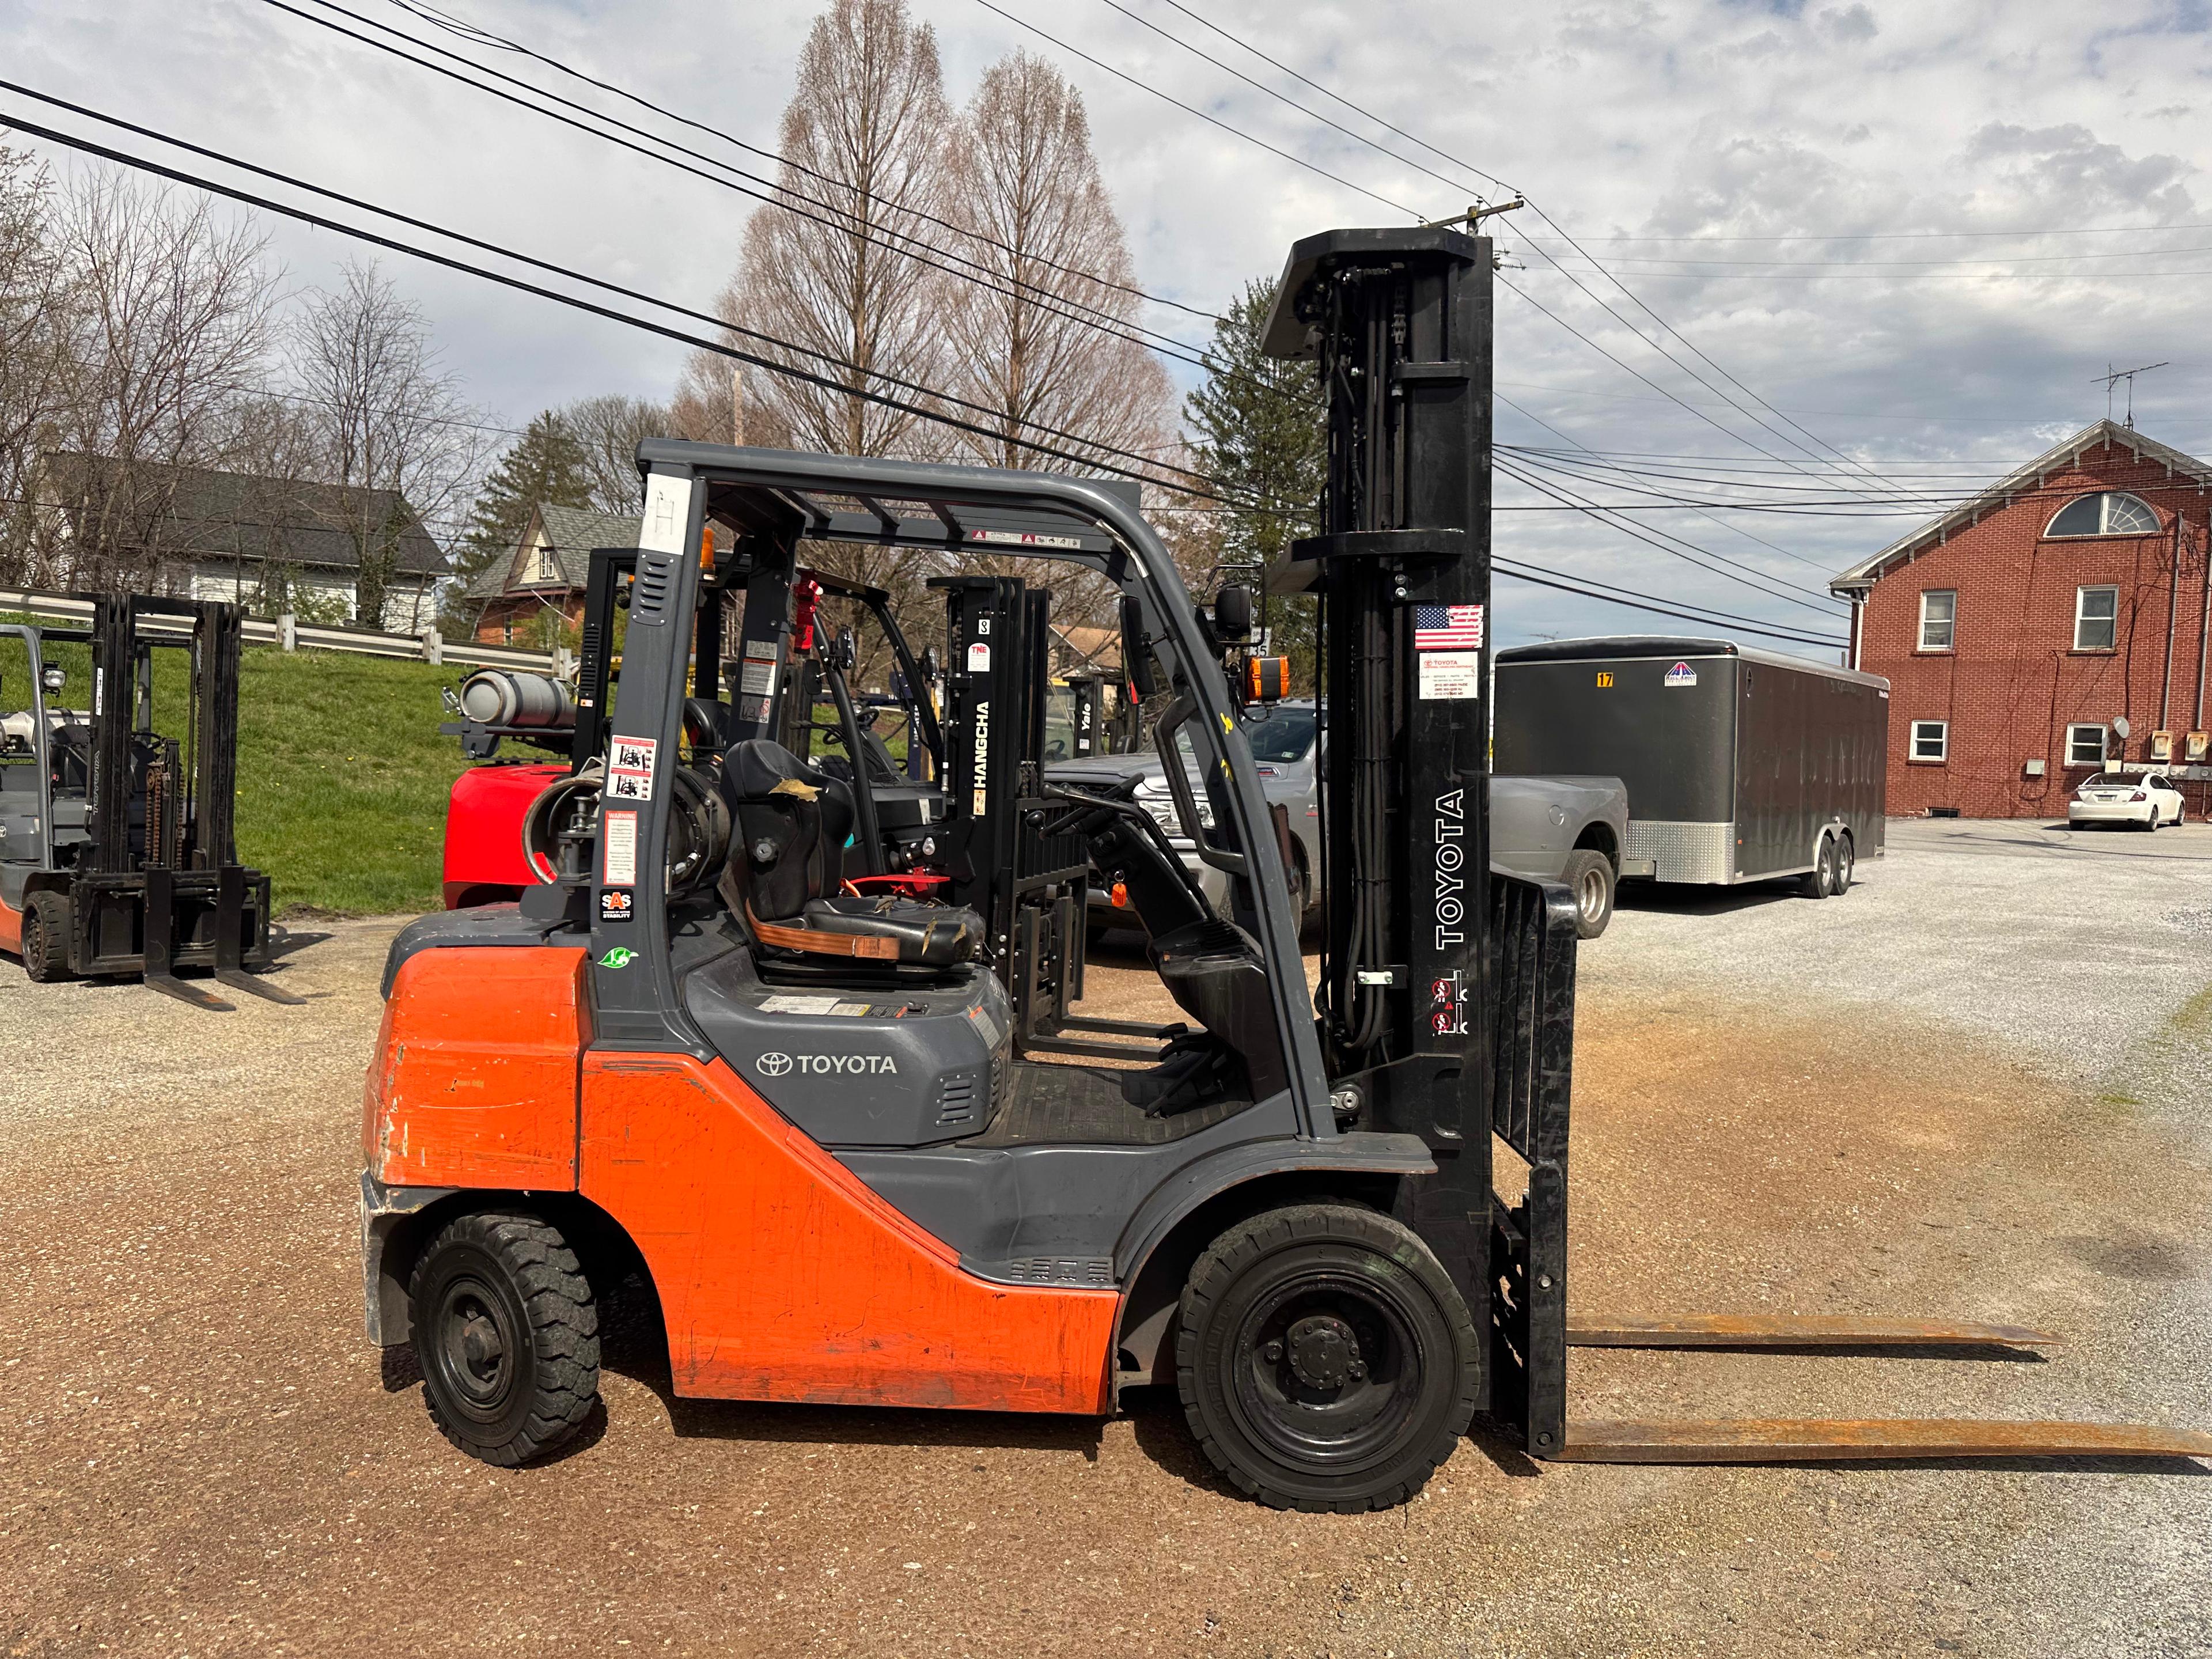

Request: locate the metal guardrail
(0, 588), (563, 674)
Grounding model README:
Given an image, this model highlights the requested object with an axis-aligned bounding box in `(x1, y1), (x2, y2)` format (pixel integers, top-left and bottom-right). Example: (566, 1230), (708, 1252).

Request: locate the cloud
(2, 0), (2208, 652)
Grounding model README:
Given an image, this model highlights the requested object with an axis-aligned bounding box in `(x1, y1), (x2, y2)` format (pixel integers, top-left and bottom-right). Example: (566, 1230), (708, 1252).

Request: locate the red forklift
(359, 225), (2207, 1510)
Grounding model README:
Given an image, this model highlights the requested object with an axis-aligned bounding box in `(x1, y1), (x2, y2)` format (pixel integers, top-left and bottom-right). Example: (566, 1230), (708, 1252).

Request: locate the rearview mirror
(1211, 584), (1254, 645)
(1120, 594), (1160, 699)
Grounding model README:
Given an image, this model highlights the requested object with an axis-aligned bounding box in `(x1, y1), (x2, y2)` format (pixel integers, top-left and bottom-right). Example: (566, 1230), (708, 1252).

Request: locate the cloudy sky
(5, 0), (2210, 655)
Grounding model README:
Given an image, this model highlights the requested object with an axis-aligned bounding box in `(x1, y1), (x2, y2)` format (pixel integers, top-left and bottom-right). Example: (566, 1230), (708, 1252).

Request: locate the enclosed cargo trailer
(1494, 637), (1889, 889)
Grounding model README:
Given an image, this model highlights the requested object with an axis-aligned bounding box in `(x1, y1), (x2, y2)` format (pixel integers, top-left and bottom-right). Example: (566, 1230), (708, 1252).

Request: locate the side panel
(443, 763), (567, 907)
(579, 1052), (1118, 1414)
(1734, 667), (1891, 880)
(0, 895), (18, 956)
(365, 946), (589, 1190)
(1494, 656), (1736, 823)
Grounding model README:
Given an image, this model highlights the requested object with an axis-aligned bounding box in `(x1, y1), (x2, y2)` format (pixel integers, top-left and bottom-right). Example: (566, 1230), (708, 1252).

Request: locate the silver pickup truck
(1047, 702), (1630, 938)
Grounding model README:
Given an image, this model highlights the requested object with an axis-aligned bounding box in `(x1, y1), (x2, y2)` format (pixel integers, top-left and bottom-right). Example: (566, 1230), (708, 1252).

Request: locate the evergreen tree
(445, 410), (593, 631)
(1184, 276), (1326, 685)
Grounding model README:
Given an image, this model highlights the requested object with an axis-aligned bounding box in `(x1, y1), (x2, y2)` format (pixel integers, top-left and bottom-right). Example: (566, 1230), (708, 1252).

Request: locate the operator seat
(717, 738), (982, 968)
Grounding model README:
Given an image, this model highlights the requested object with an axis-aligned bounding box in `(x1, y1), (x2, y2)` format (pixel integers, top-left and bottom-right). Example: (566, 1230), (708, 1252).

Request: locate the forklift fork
(212, 863), (305, 1005)
(1487, 874), (2212, 1471)
(141, 865), (233, 1012)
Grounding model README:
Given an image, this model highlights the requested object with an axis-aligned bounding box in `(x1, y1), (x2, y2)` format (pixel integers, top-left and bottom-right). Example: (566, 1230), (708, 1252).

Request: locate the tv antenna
(2093, 359), (2169, 427)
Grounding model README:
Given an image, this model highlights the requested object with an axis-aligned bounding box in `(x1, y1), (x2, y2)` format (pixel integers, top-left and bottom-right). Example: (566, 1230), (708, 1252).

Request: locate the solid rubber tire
(1175, 1203), (1478, 1513)
(1560, 850), (1615, 940)
(20, 891), (71, 982)
(409, 1210), (600, 1467)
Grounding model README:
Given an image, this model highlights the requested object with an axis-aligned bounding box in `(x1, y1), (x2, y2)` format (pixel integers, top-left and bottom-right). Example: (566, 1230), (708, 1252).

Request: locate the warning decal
(602, 808), (638, 885)
(607, 734), (660, 800)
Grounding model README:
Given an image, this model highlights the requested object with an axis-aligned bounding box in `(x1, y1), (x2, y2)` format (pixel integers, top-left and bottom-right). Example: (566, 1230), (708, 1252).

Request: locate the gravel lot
(4, 821), (2209, 1658)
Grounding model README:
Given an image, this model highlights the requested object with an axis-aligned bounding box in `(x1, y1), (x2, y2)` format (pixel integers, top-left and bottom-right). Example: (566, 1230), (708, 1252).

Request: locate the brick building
(1832, 419), (2212, 818)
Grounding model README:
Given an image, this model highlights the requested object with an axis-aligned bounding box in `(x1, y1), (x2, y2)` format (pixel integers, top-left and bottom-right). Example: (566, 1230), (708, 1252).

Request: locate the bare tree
(0, 145), (80, 586)
(563, 392), (672, 515)
(42, 174), (283, 591)
(290, 258), (485, 628)
(942, 53), (1173, 483)
(939, 52), (1177, 632)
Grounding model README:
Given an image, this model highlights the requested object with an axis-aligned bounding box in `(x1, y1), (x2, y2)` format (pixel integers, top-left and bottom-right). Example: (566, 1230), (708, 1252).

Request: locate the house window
(2045, 491), (2160, 538)
(2066, 724), (2107, 766)
(1909, 720), (1948, 763)
(533, 543), (560, 584)
(1918, 589), (1956, 650)
(2074, 585), (2119, 651)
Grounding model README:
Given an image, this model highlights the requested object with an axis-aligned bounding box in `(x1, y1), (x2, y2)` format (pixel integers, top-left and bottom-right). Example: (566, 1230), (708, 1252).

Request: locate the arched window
(2045, 491), (2160, 538)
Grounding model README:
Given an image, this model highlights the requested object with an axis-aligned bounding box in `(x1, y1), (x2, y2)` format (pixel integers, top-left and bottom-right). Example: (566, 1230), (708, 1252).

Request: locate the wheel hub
(1283, 1314), (1363, 1389)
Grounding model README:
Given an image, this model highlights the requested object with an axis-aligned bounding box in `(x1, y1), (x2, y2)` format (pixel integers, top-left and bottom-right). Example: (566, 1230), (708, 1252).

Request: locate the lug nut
(1262, 1340), (1284, 1363)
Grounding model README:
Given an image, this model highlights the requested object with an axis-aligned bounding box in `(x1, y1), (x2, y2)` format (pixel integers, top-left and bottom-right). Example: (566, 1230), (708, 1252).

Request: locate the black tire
(1175, 1203), (1479, 1513)
(1828, 832), (1853, 895)
(408, 1210), (600, 1467)
(19, 891), (72, 982)
(1560, 849), (1614, 940)
(1799, 834), (1834, 899)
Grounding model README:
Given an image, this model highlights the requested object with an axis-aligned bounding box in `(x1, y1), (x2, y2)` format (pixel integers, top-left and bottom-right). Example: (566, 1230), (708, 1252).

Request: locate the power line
(385, 0), (1226, 325)
(0, 96), (1233, 507)
(1494, 559), (1846, 650)
(262, 0), (1227, 380)
(0, 81), (1224, 501)
(1578, 221), (2212, 243)
(972, 1), (1422, 219)
(1101, 0), (1918, 507)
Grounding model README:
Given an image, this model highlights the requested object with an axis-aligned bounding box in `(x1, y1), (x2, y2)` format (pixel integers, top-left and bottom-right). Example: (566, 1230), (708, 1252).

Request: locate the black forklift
(366, 225), (2207, 1508)
(0, 594), (296, 1009)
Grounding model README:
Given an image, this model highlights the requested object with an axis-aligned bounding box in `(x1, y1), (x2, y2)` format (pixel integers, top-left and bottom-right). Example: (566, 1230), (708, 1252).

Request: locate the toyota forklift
(1, 594), (294, 1009)
(359, 225), (2208, 1510)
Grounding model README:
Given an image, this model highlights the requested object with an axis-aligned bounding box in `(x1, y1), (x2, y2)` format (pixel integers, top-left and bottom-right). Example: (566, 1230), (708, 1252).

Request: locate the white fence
(0, 588), (566, 675)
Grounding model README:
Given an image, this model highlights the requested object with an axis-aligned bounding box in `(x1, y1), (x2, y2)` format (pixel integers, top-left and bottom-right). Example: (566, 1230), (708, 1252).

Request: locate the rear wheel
(410, 1210), (600, 1467)
(19, 891), (72, 982)
(1560, 849), (1615, 939)
(1828, 833), (1853, 895)
(1176, 1203), (1478, 1513)
(1799, 835), (1834, 899)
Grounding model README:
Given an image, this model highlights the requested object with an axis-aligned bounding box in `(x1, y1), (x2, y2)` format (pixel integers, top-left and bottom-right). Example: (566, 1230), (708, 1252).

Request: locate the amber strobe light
(1246, 657), (1289, 703)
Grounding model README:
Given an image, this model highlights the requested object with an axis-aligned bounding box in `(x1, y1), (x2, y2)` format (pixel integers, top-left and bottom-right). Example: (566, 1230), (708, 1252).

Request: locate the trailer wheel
(18, 891), (73, 982)
(1830, 833), (1854, 895)
(408, 1210), (600, 1467)
(1560, 850), (1614, 939)
(1176, 1203), (1478, 1513)
(1799, 835), (1834, 899)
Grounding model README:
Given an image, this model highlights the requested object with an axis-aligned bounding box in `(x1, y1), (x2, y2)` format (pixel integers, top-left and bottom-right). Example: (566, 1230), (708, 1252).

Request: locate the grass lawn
(5, 626), (467, 916)
(232, 649), (469, 916)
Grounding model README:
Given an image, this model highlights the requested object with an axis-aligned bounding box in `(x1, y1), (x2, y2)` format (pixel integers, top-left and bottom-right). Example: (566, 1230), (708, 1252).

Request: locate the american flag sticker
(1414, 604), (1484, 649)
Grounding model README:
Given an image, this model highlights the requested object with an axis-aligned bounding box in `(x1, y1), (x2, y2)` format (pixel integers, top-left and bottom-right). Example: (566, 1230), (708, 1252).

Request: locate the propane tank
(459, 669), (575, 729)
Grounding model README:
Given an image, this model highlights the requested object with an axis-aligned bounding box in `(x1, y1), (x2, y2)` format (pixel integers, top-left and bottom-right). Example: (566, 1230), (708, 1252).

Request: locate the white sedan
(2069, 771), (2188, 830)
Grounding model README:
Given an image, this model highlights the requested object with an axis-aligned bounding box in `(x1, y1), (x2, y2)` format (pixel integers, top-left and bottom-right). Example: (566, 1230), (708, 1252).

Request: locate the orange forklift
(360, 225), (2209, 1510)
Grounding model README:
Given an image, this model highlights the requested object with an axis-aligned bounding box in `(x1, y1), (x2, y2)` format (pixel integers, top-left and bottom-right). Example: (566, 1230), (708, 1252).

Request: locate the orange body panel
(580, 1052), (1119, 1415)
(0, 896), (20, 957)
(366, 947), (590, 1190)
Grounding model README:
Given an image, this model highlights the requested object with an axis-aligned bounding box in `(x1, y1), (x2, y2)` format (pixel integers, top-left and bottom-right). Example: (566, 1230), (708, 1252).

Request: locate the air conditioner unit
(2189, 732), (2210, 763)
(2023, 758), (2046, 778)
(2150, 730), (2175, 761)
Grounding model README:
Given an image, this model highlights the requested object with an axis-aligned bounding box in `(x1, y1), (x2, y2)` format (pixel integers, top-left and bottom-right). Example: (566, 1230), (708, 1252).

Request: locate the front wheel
(1175, 1203), (1479, 1513)
(1560, 849), (1615, 939)
(19, 891), (72, 982)
(409, 1210), (600, 1467)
